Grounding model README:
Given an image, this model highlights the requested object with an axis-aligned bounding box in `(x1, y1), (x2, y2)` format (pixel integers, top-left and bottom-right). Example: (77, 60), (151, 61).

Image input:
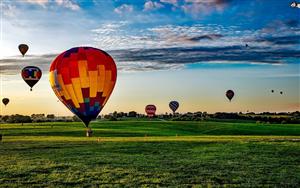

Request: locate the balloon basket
(86, 128), (93, 137)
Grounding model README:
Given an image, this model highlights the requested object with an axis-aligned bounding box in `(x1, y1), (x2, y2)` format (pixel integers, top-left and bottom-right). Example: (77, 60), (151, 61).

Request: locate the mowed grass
(0, 121), (299, 187)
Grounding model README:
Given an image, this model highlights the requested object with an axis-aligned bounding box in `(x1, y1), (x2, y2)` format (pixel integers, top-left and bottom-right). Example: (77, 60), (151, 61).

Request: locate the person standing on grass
(86, 128), (93, 137)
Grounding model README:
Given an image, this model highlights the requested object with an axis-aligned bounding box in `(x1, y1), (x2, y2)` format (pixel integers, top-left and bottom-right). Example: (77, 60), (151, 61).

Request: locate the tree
(7, 114), (32, 123)
(46, 114), (55, 119)
(113, 111), (118, 118)
(1, 115), (9, 122)
(31, 114), (46, 122)
(128, 111), (137, 117)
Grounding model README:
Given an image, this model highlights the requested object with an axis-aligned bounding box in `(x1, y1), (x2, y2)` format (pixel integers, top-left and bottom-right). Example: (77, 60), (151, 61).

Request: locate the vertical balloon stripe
(103, 71), (112, 97)
(81, 88), (90, 100)
(79, 103), (86, 114)
(103, 81), (115, 105)
(70, 60), (80, 78)
(49, 71), (55, 87)
(78, 60), (89, 88)
(65, 84), (80, 108)
(67, 59), (83, 109)
(57, 74), (71, 100)
(71, 78), (84, 103)
(61, 67), (71, 85)
(97, 65), (105, 92)
(89, 71), (98, 97)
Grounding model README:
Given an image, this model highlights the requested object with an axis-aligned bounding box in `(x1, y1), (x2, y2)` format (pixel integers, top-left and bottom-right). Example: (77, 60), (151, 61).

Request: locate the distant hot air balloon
(49, 47), (117, 133)
(2, 98), (9, 106)
(280, 91), (283, 95)
(21, 66), (42, 91)
(271, 90), (274, 93)
(226, 90), (234, 102)
(18, 44), (29, 56)
(145, 105), (156, 118)
(169, 101), (179, 113)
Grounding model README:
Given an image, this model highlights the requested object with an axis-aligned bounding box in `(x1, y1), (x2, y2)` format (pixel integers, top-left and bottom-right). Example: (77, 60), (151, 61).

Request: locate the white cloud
(114, 4), (134, 14)
(160, 0), (178, 5)
(144, 1), (164, 11)
(181, 0), (229, 17)
(92, 23), (239, 50)
(1, 3), (18, 18)
(23, 0), (49, 8)
(117, 61), (185, 72)
(91, 22), (127, 34)
(21, 0), (80, 10)
(55, 0), (80, 11)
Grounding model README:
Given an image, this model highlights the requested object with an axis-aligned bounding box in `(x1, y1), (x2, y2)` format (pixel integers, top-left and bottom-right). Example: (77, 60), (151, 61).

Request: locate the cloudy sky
(0, 0), (299, 115)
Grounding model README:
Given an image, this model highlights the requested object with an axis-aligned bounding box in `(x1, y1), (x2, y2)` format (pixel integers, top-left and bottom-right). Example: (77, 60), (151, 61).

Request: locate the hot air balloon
(21, 66), (42, 91)
(2, 98), (9, 106)
(18, 44), (29, 56)
(280, 91), (283, 95)
(271, 90), (274, 93)
(145, 105), (156, 118)
(49, 47), (117, 136)
(169, 101), (179, 113)
(226, 90), (234, 102)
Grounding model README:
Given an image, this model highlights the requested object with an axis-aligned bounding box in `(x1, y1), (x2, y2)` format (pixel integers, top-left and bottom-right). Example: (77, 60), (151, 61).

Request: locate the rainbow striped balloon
(49, 47), (117, 127)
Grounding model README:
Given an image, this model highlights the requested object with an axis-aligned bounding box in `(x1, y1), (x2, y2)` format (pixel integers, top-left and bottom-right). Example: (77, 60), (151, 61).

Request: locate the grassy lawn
(0, 121), (299, 187)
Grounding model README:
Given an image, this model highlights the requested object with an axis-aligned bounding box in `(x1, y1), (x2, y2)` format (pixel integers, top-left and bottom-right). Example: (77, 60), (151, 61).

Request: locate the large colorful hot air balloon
(49, 47), (117, 130)
(18, 44), (29, 56)
(169, 101), (179, 113)
(145, 104), (156, 117)
(21, 66), (42, 91)
(2, 98), (9, 106)
(226, 90), (234, 102)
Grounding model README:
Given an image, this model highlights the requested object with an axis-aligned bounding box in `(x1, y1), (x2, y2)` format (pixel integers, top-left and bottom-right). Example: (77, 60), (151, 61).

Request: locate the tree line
(0, 111), (299, 124)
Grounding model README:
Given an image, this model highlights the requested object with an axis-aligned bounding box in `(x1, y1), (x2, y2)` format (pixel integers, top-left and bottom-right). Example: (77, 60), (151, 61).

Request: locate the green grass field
(0, 121), (299, 187)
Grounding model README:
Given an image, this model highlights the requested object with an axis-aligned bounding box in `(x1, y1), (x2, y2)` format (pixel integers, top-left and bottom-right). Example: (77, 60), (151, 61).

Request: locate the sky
(0, 0), (299, 116)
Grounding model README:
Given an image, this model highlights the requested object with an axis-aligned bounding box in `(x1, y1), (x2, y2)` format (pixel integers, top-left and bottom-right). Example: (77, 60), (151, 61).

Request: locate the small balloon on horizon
(169, 101), (179, 113)
(145, 104), (156, 118)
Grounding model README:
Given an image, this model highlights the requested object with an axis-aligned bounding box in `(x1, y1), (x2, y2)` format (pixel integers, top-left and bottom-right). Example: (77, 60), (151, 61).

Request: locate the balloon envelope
(226, 90), (234, 101)
(18, 44), (29, 56)
(49, 47), (117, 127)
(145, 105), (156, 117)
(169, 101), (179, 113)
(21, 66), (42, 91)
(2, 98), (9, 106)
